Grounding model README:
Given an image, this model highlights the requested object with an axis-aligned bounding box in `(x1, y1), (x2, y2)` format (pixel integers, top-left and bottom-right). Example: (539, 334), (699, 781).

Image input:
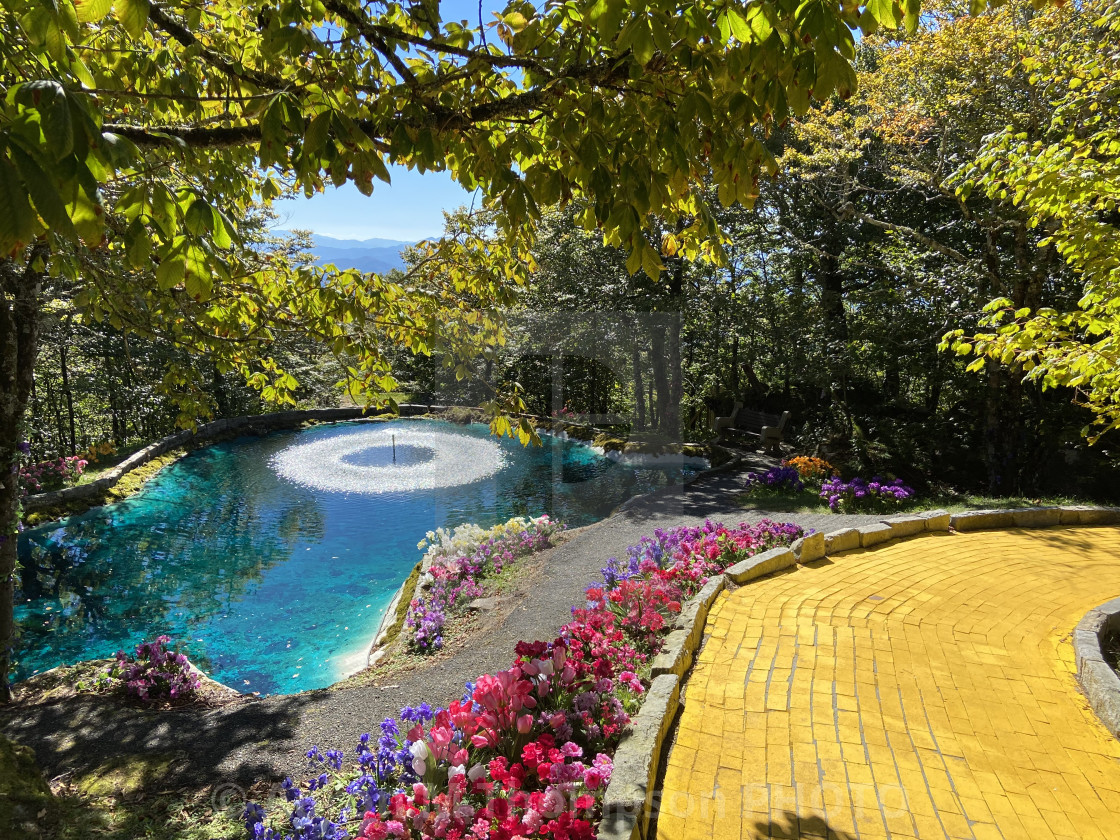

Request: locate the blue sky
(271, 1), (502, 242)
(271, 167), (477, 242)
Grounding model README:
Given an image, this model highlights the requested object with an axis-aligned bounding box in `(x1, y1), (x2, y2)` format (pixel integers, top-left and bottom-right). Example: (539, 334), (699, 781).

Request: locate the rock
(793, 531), (826, 563)
(824, 528), (860, 554)
(858, 523), (894, 548)
(466, 596), (508, 612)
(725, 547), (796, 584)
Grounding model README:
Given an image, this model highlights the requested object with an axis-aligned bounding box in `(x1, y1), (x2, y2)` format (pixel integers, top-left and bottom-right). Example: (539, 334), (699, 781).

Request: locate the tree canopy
(945, 0), (1120, 439)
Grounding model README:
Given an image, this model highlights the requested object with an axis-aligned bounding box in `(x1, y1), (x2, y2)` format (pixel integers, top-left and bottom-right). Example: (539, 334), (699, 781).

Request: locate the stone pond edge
(1073, 597), (1120, 740)
(595, 505), (1120, 840)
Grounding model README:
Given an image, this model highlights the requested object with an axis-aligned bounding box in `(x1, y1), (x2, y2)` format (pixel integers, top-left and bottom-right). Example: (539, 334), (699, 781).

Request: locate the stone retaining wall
(596, 505), (1120, 840)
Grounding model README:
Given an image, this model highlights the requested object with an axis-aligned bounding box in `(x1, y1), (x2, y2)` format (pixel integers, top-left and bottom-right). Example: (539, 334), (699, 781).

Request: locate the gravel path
(1, 466), (884, 794)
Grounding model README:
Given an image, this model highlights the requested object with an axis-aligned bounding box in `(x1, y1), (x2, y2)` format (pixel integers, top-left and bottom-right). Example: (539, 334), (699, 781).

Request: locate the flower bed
(819, 476), (914, 512)
(746, 464), (804, 493)
(406, 516), (562, 652)
(244, 519), (805, 840)
(18, 451), (87, 496)
(743, 455), (916, 514)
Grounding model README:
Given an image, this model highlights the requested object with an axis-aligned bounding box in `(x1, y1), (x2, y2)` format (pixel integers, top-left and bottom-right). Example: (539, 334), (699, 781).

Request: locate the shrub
(79, 440), (117, 463)
(18, 454), (87, 496)
(782, 456), (837, 484)
(746, 464), (804, 493)
(819, 476), (914, 512)
(109, 635), (201, 702)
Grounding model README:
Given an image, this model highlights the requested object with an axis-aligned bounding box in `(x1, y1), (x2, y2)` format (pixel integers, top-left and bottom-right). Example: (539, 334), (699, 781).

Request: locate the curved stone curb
(599, 674), (681, 840)
(726, 546), (795, 585)
(21, 405), (448, 514)
(1074, 597), (1120, 739)
(951, 505), (1120, 531)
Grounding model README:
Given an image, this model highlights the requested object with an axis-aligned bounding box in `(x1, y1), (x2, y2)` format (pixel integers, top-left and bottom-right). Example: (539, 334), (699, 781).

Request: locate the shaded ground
(1, 462), (883, 795)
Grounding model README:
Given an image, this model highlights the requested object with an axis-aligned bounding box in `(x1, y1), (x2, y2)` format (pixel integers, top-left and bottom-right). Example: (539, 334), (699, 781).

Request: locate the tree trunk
(0, 249), (46, 702)
(631, 332), (645, 431)
(649, 322), (669, 434)
(59, 323), (76, 454)
(818, 253), (848, 343)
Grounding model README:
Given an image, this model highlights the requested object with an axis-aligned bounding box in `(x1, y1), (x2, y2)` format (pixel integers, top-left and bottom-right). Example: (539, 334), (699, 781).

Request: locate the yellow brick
(653, 528), (1120, 840)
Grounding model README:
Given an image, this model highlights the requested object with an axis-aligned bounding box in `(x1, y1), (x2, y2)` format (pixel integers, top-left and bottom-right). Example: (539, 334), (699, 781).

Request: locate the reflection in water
(16, 420), (698, 694)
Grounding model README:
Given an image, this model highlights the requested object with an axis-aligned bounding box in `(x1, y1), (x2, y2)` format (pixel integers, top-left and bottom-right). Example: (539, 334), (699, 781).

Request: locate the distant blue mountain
(277, 232), (417, 274)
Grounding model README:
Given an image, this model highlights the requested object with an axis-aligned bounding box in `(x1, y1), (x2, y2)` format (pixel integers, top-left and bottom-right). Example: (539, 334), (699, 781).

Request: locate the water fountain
(270, 426), (507, 493)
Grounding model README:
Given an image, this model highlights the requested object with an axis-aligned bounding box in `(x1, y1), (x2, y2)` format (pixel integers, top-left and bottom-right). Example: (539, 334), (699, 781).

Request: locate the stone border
(363, 562), (424, 670)
(595, 505), (1120, 840)
(1074, 598), (1120, 738)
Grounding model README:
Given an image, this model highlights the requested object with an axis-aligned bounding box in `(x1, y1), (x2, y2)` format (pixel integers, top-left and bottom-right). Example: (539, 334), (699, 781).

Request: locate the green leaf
(113, 0), (150, 38)
(630, 22), (655, 65)
(156, 254), (186, 289)
(74, 0), (113, 23)
(727, 8), (751, 42)
(748, 7), (774, 41)
(625, 245), (642, 275)
(184, 198), (215, 236)
(8, 142), (78, 239)
(0, 151), (37, 255)
(641, 244), (663, 280)
(21, 8), (65, 60)
(66, 182), (105, 245)
(595, 0), (626, 39)
(865, 0), (899, 30)
(303, 110), (332, 161)
(903, 0), (921, 33)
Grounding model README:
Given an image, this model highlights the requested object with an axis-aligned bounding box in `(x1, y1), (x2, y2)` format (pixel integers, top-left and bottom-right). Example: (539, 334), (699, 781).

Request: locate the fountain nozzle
(392, 434), (396, 463)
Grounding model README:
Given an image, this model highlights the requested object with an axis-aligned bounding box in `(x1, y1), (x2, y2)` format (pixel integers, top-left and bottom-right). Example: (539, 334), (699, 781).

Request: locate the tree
(945, 0), (1120, 441)
(0, 0), (1008, 700)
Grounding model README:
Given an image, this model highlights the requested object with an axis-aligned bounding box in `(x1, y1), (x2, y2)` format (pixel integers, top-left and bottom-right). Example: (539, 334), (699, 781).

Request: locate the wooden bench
(713, 404), (791, 454)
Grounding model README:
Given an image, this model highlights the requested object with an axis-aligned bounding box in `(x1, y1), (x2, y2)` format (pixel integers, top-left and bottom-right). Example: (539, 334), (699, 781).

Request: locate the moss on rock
(373, 561), (423, 652)
(106, 450), (185, 500)
(73, 753), (179, 798)
(0, 734), (56, 835)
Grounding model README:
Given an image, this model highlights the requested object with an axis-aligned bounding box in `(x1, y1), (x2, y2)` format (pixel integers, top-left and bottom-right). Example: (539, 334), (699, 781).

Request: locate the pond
(15, 420), (701, 695)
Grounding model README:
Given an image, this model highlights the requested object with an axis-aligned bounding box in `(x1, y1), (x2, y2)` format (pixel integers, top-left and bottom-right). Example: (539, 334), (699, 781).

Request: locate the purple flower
(820, 475), (914, 512)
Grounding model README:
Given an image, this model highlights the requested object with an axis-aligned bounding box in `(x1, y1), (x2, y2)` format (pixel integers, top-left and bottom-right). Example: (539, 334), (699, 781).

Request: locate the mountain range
(277, 232), (416, 274)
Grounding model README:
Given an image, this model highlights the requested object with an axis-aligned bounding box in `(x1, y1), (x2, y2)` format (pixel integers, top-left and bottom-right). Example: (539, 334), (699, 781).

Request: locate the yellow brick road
(656, 528), (1120, 840)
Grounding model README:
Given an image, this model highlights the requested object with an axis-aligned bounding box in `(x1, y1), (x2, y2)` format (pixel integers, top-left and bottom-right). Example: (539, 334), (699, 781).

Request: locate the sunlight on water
(271, 427), (506, 493)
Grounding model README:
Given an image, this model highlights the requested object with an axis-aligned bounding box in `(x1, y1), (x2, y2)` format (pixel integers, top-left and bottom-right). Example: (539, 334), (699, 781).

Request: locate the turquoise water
(15, 420), (697, 694)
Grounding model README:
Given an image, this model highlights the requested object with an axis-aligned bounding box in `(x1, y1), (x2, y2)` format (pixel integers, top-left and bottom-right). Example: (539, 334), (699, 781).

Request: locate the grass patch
(44, 781), (259, 840)
(735, 489), (832, 513)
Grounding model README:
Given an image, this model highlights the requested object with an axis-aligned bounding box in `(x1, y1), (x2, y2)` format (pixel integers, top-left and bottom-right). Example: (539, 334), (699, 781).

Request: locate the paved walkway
(656, 527), (1120, 840)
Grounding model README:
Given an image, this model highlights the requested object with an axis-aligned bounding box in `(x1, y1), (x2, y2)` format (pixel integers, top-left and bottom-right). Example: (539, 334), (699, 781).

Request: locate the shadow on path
(750, 812), (857, 840)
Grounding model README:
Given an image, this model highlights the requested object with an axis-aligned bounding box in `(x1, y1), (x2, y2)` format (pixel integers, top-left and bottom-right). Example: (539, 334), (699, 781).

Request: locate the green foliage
(945, 0), (1120, 440)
